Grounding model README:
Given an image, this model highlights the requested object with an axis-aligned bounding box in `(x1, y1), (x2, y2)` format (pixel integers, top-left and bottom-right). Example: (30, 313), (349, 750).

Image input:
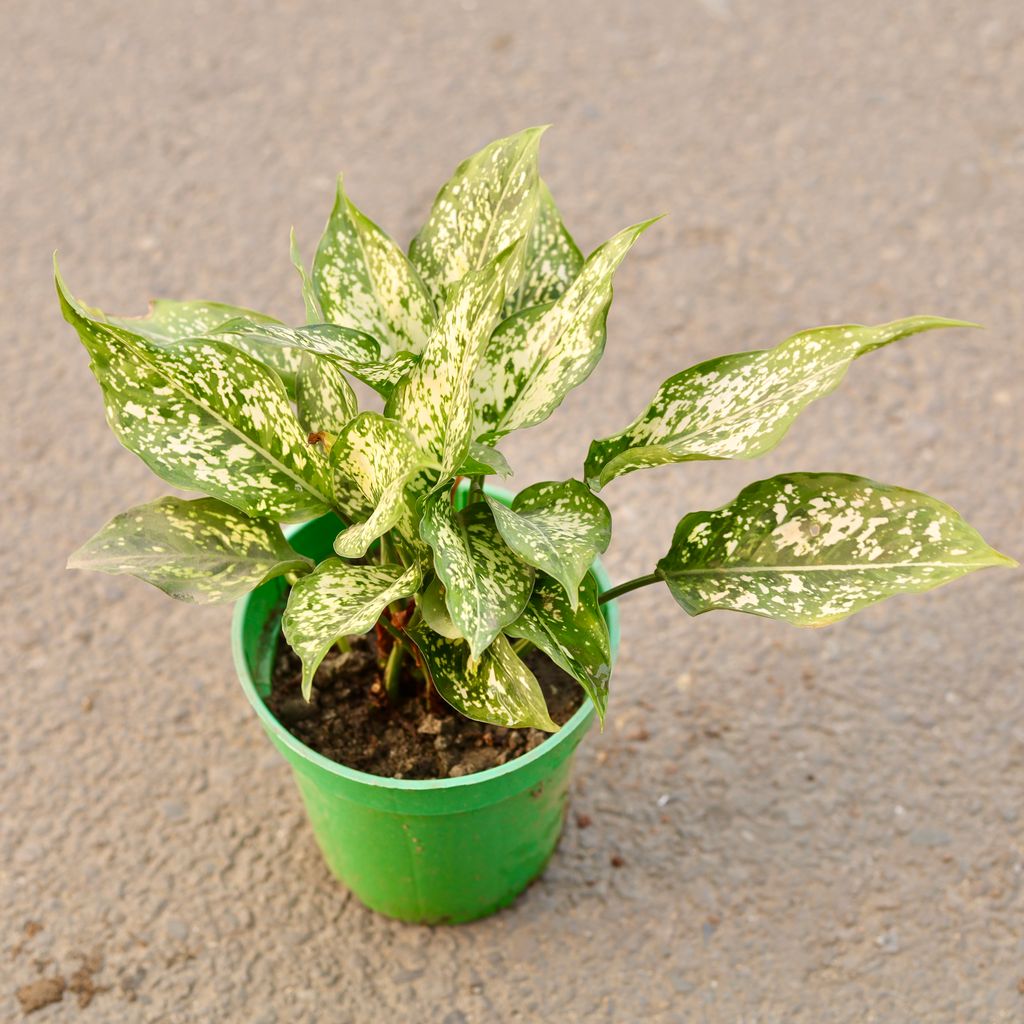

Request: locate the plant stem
(378, 614), (414, 655)
(597, 572), (662, 605)
(379, 531), (396, 566)
(335, 635), (352, 654)
(383, 642), (405, 702)
(467, 475), (485, 504)
(510, 637), (532, 656)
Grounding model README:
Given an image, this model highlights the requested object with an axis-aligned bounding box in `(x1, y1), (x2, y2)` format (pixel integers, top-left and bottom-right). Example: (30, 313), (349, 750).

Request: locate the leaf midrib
(664, 560), (997, 576)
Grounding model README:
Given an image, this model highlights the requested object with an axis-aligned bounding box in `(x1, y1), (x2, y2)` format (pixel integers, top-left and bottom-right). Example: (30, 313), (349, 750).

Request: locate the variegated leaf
(474, 219), (658, 440)
(419, 575), (462, 639)
(486, 479), (610, 608)
(458, 441), (512, 478)
(505, 573), (611, 723)
(407, 621), (557, 731)
(503, 180), (583, 316)
(295, 351), (358, 437)
(656, 473), (1015, 626)
(283, 560), (421, 699)
(419, 491), (535, 660)
(409, 127), (544, 304)
(329, 413), (431, 557)
(67, 497), (312, 603)
(313, 176), (435, 357)
(394, 244), (520, 478)
(290, 228), (322, 322)
(585, 316), (977, 490)
(212, 318), (415, 397)
(57, 268), (334, 521)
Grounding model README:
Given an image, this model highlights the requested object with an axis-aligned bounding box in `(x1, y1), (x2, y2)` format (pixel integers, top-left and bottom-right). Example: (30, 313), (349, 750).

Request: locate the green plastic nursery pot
(232, 486), (620, 924)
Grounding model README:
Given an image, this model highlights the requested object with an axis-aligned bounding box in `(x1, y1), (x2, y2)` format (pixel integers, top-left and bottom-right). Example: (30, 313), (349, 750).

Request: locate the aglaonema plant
(61, 127), (1014, 738)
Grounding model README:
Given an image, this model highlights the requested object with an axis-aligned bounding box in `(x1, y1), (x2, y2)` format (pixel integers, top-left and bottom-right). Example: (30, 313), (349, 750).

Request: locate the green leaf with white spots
(313, 176), (435, 357)
(67, 497), (312, 603)
(474, 219), (658, 441)
(212, 318), (415, 397)
(57, 267), (333, 521)
(585, 316), (978, 490)
(505, 573), (611, 723)
(295, 351), (358, 437)
(409, 127), (544, 304)
(458, 441), (513, 478)
(290, 228), (322, 322)
(394, 244), (521, 478)
(329, 413), (431, 557)
(407, 621), (557, 731)
(419, 575), (462, 639)
(283, 560), (421, 699)
(656, 473), (1015, 627)
(503, 180), (583, 316)
(419, 491), (535, 660)
(486, 479), (610, 608)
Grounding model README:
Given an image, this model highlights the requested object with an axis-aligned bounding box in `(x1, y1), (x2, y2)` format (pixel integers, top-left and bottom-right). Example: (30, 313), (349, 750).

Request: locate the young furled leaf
(394, 243), (521, 479)
(584, 317), (977, 490)
(68, 497), (312, 603)
(505, 573), (612, 724)
(329, 413), (430, 558)
(503, 180), (583, 317)
(419, 492), (535, 660)
(457, 441), (513, 479)
(290, 228), (322, 322)
(294, 352), (358, 438)
(283, 560), (421, 699)
(474, 219), (658, 441)
(57, 268), (333, 522)
(407, 622), (557, 731)
(656, 473), (1014, 626)
(419, 576), (463, 639)
(313, 176), (435, 357)
(486, 479), (611, 608)
(409, 127), (544, 304)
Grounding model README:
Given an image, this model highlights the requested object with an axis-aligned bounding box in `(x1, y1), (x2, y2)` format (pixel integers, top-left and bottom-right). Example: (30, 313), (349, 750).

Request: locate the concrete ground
(3, 1), (1022, 1020)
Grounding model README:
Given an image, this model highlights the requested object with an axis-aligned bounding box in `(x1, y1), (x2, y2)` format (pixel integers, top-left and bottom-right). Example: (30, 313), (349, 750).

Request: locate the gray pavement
(2, 1), (1023, 1020)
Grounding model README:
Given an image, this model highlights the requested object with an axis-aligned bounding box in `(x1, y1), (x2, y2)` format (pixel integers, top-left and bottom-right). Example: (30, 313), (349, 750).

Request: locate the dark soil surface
(267, 634), (584, 779)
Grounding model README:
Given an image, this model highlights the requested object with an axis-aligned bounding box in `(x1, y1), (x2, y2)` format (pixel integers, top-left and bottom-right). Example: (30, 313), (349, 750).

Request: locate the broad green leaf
(57, 268), (333, 521)
(409, 127), (544, 304)
(503, 180), (583, 316)
(290, 228), (322, 322)
(67, 496), (311, 603)
(419, 575), (462, 639)
(458, 441), (512, 478)
(419, 491), (535, 660)
(505, 573), (611, 723)
(330, 413), (430, 557)
(486, 479), (610, 608)
(283, 560), (421, 699)
(313, 176), (435, 357)
(474, 219), (658, 440)
(295, 351), (358, 437)
(407, 621), (557, 731)
(656, 472), (1015, 626)
(212, 318), (415, 397)
(394, 244), (520, 479)
(585, 316), (977, 490)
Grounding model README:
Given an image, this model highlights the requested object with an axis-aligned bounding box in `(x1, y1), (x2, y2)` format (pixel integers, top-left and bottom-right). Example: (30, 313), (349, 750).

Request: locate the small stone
(448, 764), (471, 778)
(417, 715), (443, 735)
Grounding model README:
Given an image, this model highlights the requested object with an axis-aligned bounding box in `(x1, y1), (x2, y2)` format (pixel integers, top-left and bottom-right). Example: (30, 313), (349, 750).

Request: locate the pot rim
(232, 499), (621, 794)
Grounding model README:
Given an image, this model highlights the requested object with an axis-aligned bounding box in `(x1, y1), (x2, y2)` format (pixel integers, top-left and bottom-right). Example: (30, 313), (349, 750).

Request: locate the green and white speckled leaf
(212, 318), (415, 397)
(67, 497), (312, 604)
(395, 244), (520, 478)
(419, 492), (535, 660)
(313, 176), (435, 358)
(505, 573), (611, 723)
(503, 180), (583, 316)
(295, 352), (358, 437)
(584, 317), (977, 490)
(409, 127), (544, 304)
(656, 473), (1015, 626)
(419, 575), (462, 639)
(283, 560), (421, 699)
(407, 621), (557, 731)
(474, 219), (657, 440)
(290, 228), (322, 322)
(486, 479), (611, 608)
(458, 441), (513, 478)
(57, 269), (333, 521)
(329, 413), (430, 557)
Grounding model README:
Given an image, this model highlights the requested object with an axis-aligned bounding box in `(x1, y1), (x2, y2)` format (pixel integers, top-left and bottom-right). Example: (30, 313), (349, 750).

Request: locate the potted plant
(61, 127), (1014, 924)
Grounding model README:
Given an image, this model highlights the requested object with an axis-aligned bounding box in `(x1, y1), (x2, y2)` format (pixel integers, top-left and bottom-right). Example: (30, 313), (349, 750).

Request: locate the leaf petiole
(597, 573), (661, 605)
